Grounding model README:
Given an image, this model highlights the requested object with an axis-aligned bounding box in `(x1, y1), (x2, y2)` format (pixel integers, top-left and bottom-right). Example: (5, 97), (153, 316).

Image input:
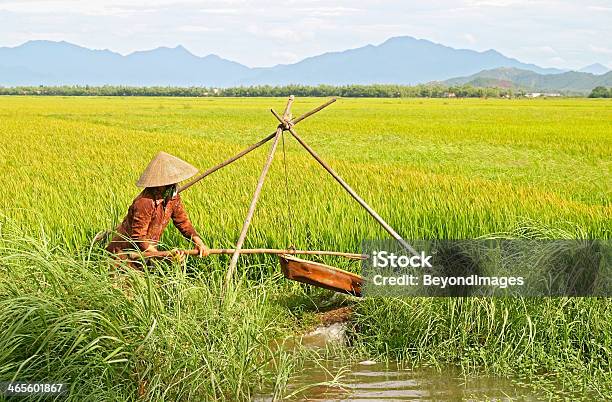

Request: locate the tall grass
(353, 224), (612, 398)
(0, 221), (323, 400)
(353, 296), (612, 399)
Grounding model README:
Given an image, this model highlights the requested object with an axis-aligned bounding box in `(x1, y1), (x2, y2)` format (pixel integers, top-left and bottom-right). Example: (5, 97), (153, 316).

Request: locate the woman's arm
(171, 195), (208, 256)
(131, 198), (155, 251)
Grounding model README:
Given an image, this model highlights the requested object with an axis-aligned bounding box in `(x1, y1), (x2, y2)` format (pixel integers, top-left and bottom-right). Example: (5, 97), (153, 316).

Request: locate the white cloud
(548, 56), (566, 65)
(293, 6), (362, 17)
(269, 50), (300, 63)
(589, 45), (612, 55)
(587, 6), (612, 12)
(178, 25), (222, 33)
(463, 33), (477, 44)
(245, 25), (316, 43)
(0, 0), (609, 68)
(465, 0), (530, 7)
(196, 8), (243, 15)
(520, 45), (557, 55)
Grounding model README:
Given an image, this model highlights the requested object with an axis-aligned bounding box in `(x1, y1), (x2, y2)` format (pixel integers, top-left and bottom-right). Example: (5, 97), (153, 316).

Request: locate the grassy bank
(0, 96), (610, 399)
(0, 223), (319, 400)
(354, 297), (612, 399)
(2, 226), (611, 400)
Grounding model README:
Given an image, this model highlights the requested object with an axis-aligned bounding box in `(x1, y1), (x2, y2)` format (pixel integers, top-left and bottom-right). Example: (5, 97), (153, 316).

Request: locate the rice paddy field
(0, 96), (611, 400)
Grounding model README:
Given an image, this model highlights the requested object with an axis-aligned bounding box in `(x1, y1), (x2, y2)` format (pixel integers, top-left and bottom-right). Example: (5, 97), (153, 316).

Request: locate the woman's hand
(193, 236), (209, 257)
(169, 248), (186, 263)
(144, 245), (159, 255)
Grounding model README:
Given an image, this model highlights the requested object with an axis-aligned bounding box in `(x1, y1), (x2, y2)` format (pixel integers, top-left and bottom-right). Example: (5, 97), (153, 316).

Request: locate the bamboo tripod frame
(179, 96), (416, 288)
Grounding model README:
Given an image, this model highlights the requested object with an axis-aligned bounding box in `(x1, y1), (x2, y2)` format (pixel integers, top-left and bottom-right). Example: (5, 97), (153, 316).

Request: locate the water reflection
(277, 361), (539, 401)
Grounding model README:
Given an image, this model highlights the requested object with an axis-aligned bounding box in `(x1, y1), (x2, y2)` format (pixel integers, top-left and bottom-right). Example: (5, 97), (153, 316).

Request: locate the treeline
(0, 84), (520, 98)
(588, 86), (612, 98)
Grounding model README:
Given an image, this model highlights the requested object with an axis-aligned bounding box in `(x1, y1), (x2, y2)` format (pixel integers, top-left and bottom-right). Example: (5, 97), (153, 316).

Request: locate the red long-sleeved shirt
(107, 188), (198, 253)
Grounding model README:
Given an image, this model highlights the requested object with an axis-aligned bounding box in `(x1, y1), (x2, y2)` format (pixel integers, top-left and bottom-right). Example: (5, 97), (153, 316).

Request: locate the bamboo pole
(225, 127), (282, 287)
(178, 131), (277, 193)
(270, 108), (418, 257)
(290, 97), (336, 125)
(282, 95), (295, 120)
(179, 97), (334, 193)
(126, 248), (367, 260)
(225, 96), (296, 287)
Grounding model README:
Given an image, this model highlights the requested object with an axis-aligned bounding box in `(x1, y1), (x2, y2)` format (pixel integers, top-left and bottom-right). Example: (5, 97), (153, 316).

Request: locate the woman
(107, 151), (207, 261)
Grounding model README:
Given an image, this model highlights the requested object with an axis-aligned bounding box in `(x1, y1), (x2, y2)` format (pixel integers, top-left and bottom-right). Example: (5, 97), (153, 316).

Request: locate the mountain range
(577, 63), (610, 75)
(443, 67), (612, 93)
(0, 37), (609, 91)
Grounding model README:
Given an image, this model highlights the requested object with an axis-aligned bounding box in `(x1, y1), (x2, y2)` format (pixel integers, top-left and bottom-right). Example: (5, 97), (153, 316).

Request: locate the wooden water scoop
(278, 254), (364, 297)
(125, 248), (366, 297)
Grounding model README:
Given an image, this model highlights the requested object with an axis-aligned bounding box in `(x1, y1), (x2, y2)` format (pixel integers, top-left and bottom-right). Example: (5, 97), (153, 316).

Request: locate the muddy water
(260, 324), (543, 401)
(280, 361), (540, 401)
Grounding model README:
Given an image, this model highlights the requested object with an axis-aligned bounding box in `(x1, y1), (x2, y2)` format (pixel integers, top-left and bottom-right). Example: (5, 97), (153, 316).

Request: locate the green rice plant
(0, 96), (609, 250)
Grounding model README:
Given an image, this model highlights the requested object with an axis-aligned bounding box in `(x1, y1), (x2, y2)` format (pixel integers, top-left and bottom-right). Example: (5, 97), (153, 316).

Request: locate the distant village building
(525, 92), (562, 98)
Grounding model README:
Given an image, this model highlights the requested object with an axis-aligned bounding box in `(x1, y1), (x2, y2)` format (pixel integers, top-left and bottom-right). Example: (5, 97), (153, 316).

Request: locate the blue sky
(0, 0), (610, 69)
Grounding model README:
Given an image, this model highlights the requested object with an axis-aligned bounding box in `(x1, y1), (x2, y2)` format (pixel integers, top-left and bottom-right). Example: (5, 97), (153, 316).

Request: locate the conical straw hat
(136, 151), (199, 187)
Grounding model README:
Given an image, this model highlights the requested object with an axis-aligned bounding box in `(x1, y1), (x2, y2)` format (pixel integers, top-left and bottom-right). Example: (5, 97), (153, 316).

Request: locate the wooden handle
(125, 248), (367, 260)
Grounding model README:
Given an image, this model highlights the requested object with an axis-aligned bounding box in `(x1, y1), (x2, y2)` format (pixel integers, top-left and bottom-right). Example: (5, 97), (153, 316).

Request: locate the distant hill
(0, 37), (565, 87)
(443, 67), (612, 93)
(578, 63), (610, 75)
(239, 36), (563, 85)
(0, 40), (251, 87)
